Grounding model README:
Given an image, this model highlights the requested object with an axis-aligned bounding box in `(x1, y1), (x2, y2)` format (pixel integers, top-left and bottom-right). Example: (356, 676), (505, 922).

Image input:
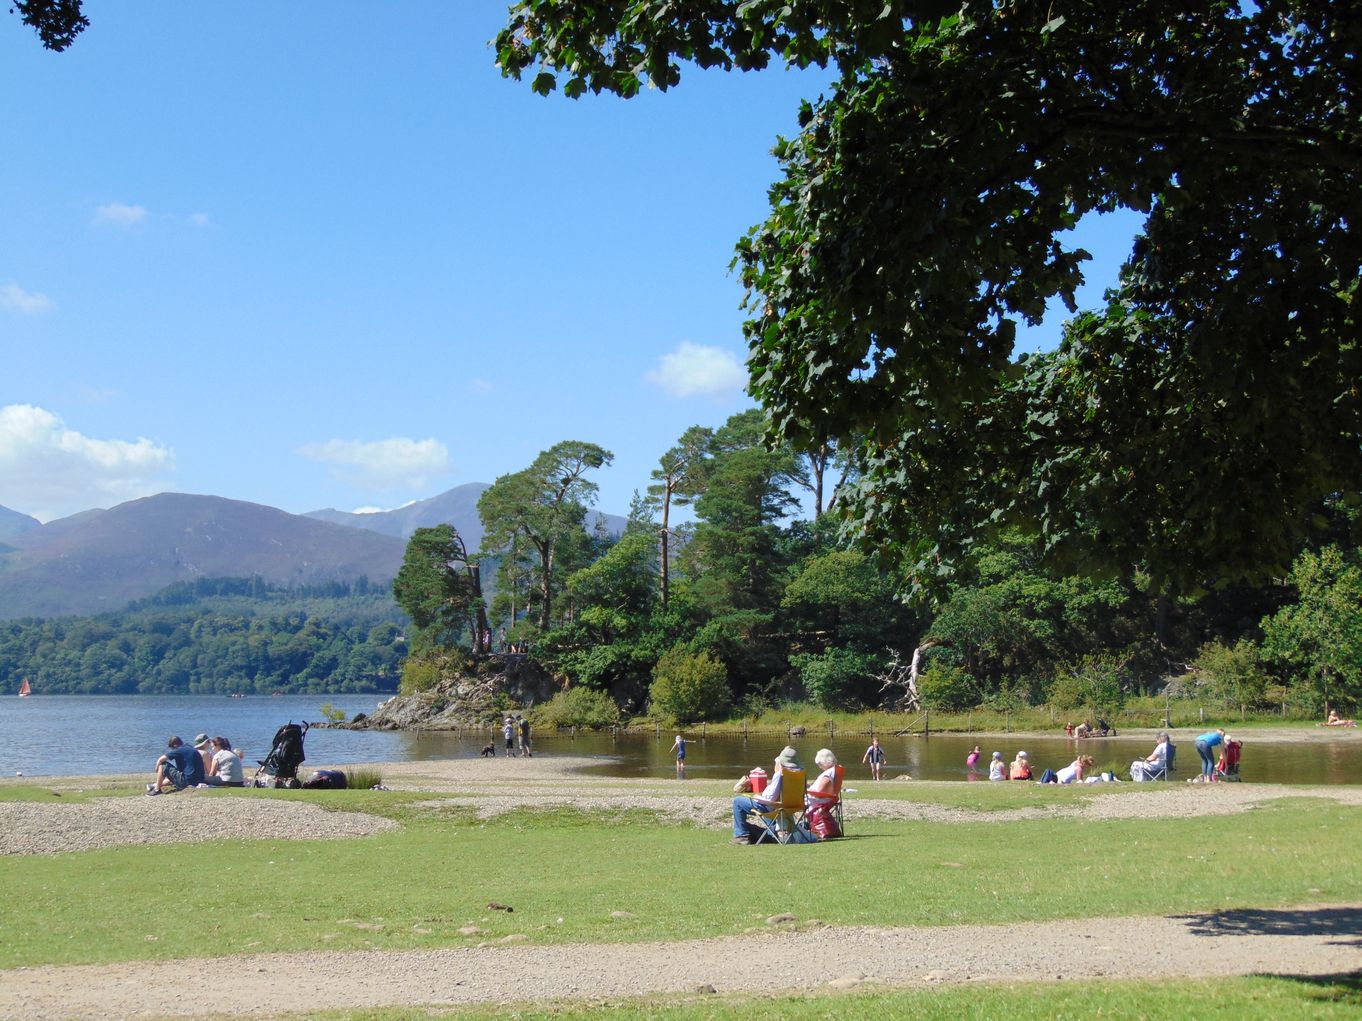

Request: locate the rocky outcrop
(338, 655), (559, 731)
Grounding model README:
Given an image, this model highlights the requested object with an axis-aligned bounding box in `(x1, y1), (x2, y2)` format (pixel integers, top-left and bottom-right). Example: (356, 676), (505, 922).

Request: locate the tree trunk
(660, 484), (672, 610)
(539, 542), (553, 630)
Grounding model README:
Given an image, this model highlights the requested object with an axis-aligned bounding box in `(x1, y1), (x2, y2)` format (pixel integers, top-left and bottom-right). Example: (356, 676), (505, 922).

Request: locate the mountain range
(0, 484), (626, 620)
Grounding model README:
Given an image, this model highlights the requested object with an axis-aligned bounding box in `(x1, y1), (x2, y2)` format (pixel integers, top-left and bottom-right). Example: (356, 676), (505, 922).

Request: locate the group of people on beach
(146, 733), (244, 794)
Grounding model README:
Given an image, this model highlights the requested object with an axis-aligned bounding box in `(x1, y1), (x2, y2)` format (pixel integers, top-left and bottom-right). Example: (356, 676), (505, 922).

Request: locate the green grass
(1, 788), (1360, 969)
(267, 974), (1362, 1021)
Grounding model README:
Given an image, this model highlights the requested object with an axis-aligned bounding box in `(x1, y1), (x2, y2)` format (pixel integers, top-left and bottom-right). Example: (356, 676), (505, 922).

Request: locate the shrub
(791, 648), (880, 710)
(398, 648), (472, 696)
(1048, 654), (1128, 713)
(346, 768), (383, 790)
(650, 647), (732, 724)
(531, 686), (621, 730)
(1191, 639), (1269, 709)
(916, 662), (979, 711)
(318, 702), (346, 724)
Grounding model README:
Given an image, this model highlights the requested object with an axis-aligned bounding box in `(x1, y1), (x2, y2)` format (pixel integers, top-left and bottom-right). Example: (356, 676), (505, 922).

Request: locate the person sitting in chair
(731, 746), (801, 845)
(806, 749), (839, 805)
(1131, 733), (1170, 781)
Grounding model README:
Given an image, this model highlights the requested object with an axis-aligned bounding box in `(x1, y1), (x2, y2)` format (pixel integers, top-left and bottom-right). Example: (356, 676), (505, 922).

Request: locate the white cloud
(1, 282), (55, 315)
(187, 212), (211, 228)
(94, 202), (148, 226)
(469, 378), (494, 394)
(298, 437), (450, 490)
(0, 404), (174, 521)
(644, 342), (748, 399)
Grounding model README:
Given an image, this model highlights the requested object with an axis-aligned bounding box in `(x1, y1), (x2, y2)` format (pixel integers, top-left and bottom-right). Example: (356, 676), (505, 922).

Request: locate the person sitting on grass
(1009, 751), (1032, 780)
(204, 736), (244, 787)
(147, 735), (204, 795)
(1325, 710), (1357, 727)
(730, 746), (801, 845)
(988, 751), (1008, 780)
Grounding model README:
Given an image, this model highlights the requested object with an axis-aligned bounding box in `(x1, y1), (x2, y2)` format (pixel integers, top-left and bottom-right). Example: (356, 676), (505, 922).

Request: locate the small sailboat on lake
(18, 677), (31, 697)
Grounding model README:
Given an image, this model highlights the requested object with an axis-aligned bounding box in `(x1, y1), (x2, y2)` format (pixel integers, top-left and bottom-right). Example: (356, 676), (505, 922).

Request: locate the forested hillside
(0, 577), (404, 695)
(395, 419), (1362, 723)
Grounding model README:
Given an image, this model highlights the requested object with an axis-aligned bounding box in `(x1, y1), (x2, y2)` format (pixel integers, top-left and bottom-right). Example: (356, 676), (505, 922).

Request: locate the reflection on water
(2, 696), (1359, 784)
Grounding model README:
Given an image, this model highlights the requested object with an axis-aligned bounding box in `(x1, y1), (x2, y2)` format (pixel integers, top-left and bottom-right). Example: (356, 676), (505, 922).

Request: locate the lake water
(3, 695), (1360, 784)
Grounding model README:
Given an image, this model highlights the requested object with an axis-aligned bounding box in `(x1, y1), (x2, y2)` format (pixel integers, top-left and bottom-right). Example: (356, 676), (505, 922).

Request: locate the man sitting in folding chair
(803, 748), (845, 838)
(731, 746), (804, 845)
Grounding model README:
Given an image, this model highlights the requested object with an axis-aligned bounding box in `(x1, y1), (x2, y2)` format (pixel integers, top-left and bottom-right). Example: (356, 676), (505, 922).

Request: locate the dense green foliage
(649, 647), (732, 724)
(498, 1), (1362, 601)
(0, 577), (404, 695)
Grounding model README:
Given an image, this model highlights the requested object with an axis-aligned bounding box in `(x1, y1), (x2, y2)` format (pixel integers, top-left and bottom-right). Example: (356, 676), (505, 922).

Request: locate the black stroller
(253, 721), (308, 788)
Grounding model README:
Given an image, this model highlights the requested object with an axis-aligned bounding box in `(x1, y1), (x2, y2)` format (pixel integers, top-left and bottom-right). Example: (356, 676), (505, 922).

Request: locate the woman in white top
(206, 736), (245, 787)
(1056, 754), (1094, 784)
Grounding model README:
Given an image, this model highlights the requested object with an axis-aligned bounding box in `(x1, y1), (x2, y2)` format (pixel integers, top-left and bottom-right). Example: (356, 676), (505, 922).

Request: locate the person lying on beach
(1054, 754), (1094, 784)
(731, 745), (801, 844)
(1324, 711), (1357, 727)
(147, 735), (205, 795)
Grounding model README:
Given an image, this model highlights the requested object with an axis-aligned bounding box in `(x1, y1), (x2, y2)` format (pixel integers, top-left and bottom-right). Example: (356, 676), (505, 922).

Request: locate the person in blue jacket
(147, 735), (205, 794)
(1194, 728), (1226, 782)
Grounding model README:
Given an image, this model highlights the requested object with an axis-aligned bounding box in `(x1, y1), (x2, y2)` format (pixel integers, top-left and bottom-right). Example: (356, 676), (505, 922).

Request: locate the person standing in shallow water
(670, 733), (686, 778)
(862, 737), (886, 781)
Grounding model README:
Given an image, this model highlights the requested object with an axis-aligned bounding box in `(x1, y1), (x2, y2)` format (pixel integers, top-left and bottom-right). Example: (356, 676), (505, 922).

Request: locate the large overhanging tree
(496, 1), (1362, 597)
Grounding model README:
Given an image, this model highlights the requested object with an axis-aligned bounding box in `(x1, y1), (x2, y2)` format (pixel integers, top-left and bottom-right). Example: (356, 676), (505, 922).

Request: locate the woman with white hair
(806, 748), (839, 804)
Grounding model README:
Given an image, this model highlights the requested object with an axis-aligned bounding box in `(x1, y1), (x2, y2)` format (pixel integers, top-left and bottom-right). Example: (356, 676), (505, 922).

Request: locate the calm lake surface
(2, 695), (1360, 784)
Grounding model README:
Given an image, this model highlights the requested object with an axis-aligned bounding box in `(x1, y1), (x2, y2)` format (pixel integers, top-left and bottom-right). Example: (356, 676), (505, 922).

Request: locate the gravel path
(3, 905), (1360, 1020)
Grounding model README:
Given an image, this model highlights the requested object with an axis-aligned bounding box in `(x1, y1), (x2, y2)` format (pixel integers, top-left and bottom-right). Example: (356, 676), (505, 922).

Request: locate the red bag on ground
(807, 803), (841, 839)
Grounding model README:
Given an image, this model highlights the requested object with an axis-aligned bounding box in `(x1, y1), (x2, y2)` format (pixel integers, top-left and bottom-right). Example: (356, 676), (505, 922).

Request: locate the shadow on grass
(1253, 971), (1362, 1007)
(1177, 906), (1362, 944)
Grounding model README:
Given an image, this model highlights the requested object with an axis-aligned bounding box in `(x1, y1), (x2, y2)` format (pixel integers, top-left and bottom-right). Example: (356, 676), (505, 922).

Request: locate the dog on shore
(480, 742), (496, 757)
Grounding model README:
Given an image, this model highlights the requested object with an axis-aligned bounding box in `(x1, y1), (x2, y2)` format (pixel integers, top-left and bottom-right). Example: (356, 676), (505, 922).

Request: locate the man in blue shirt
(147, 735), (205, 795)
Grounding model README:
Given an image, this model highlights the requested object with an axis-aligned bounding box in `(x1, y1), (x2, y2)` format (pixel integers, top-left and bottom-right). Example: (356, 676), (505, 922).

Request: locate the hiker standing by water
(519, 715), (533, 757)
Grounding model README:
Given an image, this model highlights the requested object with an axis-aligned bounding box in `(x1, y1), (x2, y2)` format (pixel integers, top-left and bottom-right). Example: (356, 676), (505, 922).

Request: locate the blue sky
(2, 2), (1140, 523)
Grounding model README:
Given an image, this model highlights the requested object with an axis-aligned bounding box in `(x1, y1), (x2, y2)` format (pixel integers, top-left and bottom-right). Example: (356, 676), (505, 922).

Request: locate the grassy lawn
(275, 974), (1362, 1021)
(1, 787), (1360, 969)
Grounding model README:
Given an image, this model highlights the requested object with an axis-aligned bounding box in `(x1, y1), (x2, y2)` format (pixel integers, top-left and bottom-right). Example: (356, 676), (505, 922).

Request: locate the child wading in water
(862, 737), (886, 781)
(966, 745), (981, 770)
(669, 734), (686, 779)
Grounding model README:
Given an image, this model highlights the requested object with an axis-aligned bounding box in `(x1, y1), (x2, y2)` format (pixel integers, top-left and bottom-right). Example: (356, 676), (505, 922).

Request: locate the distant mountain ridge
(305, 483), (628, 548)
(0, 493), (406, 620)
(0, 485), (629, 620)
(0, 503), (41, 541)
